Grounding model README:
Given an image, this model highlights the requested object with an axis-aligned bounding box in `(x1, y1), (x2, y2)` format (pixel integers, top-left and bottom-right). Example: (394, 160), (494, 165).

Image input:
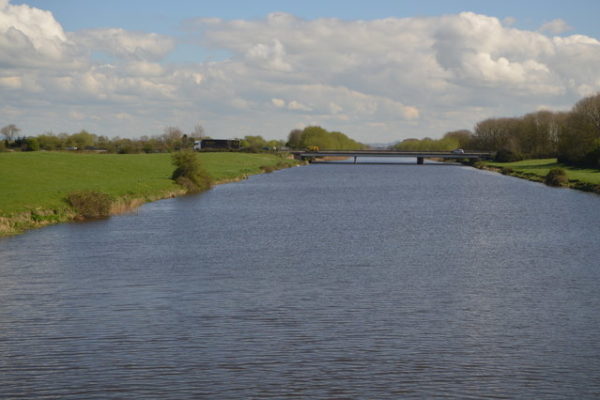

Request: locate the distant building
(193, 139), (241, 151)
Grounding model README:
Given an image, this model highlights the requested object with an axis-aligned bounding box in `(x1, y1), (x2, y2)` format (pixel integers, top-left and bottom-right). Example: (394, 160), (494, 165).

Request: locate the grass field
(0, 151), (298, 218)
(483, 158), (600, 185)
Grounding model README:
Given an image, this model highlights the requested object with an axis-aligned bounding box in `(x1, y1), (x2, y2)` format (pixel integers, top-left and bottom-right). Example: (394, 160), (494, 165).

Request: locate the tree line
(393, 93), (600, 168)
(0, 124), (289, 154)
(286, 126), (365, 150)
(1, 122), (364, 154)
(0, 125), (205, 153)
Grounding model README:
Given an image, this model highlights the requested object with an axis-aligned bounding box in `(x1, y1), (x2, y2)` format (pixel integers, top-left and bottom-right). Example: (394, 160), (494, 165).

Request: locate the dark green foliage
(544, 168), (569, 187)
(495, 148), (523, 162)
(24, 137), (40, 151)
(557, 94), (600, 168)
(66, 190), (113, 218)
(286, 129), (303, 149)
(171, 151), (213, 193)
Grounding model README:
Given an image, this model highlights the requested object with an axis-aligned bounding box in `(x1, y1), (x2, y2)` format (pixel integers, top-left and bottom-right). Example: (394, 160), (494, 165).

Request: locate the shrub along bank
(0, 151), (300, 237)
(475, 158), (600, 193)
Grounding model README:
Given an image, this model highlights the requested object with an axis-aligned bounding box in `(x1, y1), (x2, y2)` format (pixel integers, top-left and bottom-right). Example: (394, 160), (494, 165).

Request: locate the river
(1, 158), (600, 399)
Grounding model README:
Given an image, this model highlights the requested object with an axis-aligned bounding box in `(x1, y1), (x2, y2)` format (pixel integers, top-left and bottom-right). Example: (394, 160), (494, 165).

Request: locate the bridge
(290, 150), (495, 164)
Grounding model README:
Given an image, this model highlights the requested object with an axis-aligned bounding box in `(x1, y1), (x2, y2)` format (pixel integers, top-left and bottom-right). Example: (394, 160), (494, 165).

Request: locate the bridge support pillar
(417, 157), (424, 165)
(354, 156), (357, 164)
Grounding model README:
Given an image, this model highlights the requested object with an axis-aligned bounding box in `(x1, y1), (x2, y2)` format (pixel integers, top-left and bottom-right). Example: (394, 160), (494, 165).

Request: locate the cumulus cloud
(2, 2), (600, 143)
(73, 28), (175, 61)
(245, 39), (292, 71)
(0, 0), (76, 68)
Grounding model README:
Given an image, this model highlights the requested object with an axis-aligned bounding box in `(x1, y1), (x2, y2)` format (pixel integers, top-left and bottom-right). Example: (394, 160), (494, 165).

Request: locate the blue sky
(3, 0), (600, 142)
(15, 1), (600, 34)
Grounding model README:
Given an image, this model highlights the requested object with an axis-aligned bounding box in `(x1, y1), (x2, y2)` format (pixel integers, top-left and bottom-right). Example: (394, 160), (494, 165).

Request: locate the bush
(544, 168), (569, 187)
(260, 165), (276, 173)
(171, 150), (213, 193)
(24, 137), (40, 151)
(495, 148), (523, 162)
(66, 190), (113, 218)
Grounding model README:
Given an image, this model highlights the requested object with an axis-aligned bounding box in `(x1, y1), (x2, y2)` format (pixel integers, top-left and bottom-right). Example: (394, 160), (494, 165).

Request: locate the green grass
(0, 151), (298, 216)
(199, 152), (298, 181)
(483, 158), (600, 185)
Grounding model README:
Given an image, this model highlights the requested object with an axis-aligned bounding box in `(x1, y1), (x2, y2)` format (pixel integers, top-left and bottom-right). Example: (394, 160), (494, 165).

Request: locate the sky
(2, 1), (600, 144)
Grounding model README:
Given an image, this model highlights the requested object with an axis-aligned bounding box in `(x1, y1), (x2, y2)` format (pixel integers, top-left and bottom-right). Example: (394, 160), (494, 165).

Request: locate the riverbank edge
(0, 158), (305, 238)
(471, 162), (600, 195)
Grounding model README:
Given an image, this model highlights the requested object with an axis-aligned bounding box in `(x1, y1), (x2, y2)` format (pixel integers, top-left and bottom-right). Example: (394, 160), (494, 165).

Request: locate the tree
(171, 150), (213, 193)
(190, 124), (205, 139)
(519, 111), (563, 158)
(37, 133), (64, 150)
(443, 130), (473, 149)
(1, 124), (20, 142)
(68, 130), (97, 149)
(471, 118), (522, 154)
(162, 126), (184, 151)
(24, 137), (40, 151)
(286, 129), (303, 149)
(296, 126), (364, 150)
(241, 135), (268, 152)
(558, 93), (600, 167)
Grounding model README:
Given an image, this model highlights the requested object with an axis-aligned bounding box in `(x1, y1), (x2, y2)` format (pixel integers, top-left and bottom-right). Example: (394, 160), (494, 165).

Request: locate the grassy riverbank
(478, 158), (600, 192)
(0, 151), (299, 237)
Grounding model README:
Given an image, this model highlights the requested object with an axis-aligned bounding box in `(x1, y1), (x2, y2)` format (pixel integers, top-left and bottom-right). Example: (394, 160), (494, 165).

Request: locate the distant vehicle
(306, 145), (320, 152)
(193, 139), (241, 151)
(451, 148), (465, 154)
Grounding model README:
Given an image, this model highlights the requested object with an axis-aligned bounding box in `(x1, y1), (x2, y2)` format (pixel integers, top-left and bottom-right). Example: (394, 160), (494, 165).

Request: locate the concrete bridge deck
(291, 150), (494, 164)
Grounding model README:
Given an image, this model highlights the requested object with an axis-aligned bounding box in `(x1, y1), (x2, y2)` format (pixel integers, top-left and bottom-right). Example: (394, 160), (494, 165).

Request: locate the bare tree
(571, 93), (600, 134)
(558, 93), (600, 165)
(162, 126), (184, 151)
(190, 124), (205, 139)
(163, 126), (183, 141)
(1, 124), (20, 142)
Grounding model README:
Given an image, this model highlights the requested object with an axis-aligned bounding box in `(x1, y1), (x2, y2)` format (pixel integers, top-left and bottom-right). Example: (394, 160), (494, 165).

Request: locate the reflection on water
(2, 159), (600, 399)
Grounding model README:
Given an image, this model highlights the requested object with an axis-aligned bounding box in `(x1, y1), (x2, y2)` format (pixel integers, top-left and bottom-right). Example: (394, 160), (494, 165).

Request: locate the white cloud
(288, 100), (311, 111)
(539, 19), (573, 35)
(271, 98), (285, 108)
(0, 0), (77, 68)
(2, 3), (600, 144)
(73, 28), (175, 61)
(245, 39), (292, 71)
(125, 61), (165, 77)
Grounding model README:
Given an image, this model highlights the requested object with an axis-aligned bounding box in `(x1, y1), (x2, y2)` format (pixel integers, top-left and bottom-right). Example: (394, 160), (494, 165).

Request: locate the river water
(1, 158), (600, 399)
